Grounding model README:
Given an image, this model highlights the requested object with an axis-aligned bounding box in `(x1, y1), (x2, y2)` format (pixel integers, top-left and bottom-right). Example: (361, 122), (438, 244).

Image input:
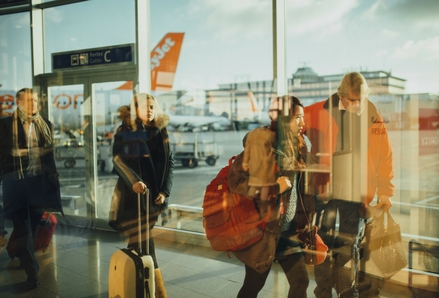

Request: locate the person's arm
(112, 131), (143, 189)
(245, 131), (291, 200)
(156, 151), (174, 204)
(159, 128), (174, 199)
(375, 125), (394, 211)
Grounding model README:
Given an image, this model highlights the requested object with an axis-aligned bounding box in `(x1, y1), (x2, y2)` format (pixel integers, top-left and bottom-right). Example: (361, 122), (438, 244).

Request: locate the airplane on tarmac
(115, 83), (231, 132)
(170, 114), (231, 131)
(202, 89), (272, 130)
(247, 90), (271, 126)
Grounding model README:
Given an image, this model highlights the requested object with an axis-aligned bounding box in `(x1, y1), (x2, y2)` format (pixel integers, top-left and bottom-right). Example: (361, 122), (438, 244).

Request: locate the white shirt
(22, 119), (43, 176)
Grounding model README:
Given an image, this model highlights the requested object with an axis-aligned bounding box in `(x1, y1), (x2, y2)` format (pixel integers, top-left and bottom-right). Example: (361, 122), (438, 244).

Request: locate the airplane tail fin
(115, 81), (133, 90)
(114, 33), (184, 92)
(151, 32), (185, 91)
(248, 91), (260, 113)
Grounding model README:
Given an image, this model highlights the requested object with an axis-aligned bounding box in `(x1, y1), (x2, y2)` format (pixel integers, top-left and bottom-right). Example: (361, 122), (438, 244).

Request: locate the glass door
(47, 82), (95, 220)
(90, 81), (133, 220)
(39, 70), (135, 228)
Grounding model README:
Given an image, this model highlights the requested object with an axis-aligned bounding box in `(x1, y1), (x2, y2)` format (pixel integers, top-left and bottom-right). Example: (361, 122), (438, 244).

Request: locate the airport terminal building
(1, 1), (438, 297)
(214, 67), (408, 116)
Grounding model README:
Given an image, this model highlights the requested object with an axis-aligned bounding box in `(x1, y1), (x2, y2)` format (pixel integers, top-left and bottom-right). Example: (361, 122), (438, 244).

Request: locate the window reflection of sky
(1, 0), (438, 94)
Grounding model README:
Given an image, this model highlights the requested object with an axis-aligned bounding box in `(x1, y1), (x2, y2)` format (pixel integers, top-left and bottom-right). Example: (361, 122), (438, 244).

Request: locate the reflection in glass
(91, 81), (133, 220)
(49, 84), (88, 217)
(43, 0), (135, 72)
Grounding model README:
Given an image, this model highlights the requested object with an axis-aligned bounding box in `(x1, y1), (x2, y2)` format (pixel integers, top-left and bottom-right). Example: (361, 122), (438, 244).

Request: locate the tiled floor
(0, 224), (437, 298)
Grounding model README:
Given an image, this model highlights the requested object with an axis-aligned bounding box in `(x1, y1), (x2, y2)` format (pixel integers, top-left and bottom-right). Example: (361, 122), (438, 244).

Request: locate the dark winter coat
(0, 115), (63, 217)
(109, 106), (174, 231)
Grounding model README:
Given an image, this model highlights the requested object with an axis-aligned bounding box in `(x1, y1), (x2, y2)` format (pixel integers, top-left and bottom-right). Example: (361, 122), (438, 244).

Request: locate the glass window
(1, 1), (438, 295)
(43, 0), (135, 72)
(285, 1), (439, 287)
(0, 11), (31, 109)
(150, 0), (273, 231)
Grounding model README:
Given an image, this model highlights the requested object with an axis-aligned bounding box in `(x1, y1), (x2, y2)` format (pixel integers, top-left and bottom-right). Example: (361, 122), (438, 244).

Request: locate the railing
(155, 204), (208, 247)
(168, 204), (203, 230)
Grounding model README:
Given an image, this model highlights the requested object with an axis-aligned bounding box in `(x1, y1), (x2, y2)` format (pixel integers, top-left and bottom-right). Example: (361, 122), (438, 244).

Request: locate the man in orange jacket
(303, 72), (394, 297)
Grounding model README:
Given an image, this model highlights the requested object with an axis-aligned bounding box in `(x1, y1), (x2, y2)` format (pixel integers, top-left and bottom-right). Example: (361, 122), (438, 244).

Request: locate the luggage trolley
(171, 132), (219, 168)
(55, 141), (108, 171)
(54, 141), (85, 168)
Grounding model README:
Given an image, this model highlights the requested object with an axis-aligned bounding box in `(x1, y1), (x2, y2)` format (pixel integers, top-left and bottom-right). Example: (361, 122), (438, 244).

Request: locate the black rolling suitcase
(108, 189), (155, 297)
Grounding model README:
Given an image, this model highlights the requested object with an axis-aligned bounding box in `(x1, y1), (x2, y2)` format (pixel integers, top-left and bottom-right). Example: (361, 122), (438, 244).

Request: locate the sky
(1, 0), (438, 95)
(150, 0), (439, 95)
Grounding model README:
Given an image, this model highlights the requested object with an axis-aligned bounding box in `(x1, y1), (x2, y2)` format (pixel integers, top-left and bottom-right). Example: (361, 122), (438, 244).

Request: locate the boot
(154, 268), (167, 298)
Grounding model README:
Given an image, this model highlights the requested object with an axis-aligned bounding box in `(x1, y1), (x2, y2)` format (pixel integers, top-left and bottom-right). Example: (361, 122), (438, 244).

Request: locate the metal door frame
(35, 66), (136, 226)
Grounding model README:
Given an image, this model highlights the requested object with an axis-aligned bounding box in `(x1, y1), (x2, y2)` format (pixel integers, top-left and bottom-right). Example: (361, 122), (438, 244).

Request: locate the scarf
(12, 108), (53, 179)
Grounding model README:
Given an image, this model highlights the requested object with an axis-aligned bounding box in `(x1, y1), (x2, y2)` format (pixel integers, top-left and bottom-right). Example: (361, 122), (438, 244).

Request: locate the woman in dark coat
(227, 96), (310, 298)
(109, 93), (173, 298)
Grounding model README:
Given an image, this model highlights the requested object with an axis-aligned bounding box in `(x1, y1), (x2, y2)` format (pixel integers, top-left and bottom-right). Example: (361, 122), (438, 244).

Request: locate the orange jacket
(303, 95), (394, 205)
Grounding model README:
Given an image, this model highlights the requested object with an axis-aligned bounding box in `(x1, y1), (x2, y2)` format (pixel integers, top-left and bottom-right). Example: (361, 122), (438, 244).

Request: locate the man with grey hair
(303, 72), (394, 297)
(0, 88), (63, 290)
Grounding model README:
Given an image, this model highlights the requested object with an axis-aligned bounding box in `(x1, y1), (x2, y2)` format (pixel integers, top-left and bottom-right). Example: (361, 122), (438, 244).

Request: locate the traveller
(228, 95), (309, 298)
(304, 72), (394, 297)
(111, 93), (174, 298)
(0, 88), (63, 290)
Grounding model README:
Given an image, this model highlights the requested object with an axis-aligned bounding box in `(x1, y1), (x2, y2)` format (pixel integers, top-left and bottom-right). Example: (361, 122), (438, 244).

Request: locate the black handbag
(367, 211), (407, 278)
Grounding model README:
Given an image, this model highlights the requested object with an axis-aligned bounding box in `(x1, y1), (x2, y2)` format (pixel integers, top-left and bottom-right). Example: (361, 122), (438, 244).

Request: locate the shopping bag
(367, 211), (407, 278)
(297, 225), (328, 265)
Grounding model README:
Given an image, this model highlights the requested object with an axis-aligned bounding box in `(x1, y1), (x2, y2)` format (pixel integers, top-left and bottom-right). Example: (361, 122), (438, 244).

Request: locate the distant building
(159, 68), (408, 124)
(290, 67), (406, 102)
(214, 67), (407, 111)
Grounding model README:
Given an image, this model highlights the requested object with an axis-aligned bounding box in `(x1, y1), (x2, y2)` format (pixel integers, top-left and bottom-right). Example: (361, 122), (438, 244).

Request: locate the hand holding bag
(367, 211), (407, 278)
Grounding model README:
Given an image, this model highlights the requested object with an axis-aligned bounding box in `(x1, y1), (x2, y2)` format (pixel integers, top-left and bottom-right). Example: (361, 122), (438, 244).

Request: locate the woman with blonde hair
(110, 93), (174, 297)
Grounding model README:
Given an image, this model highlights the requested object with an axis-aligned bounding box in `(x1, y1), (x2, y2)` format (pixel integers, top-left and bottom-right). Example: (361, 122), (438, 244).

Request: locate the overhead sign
(52, 44), (134, 71)
(0, 0), (28, 7)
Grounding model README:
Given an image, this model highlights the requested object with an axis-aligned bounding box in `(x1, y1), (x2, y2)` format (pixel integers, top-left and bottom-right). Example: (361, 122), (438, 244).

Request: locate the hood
(117, 105), (170, 130)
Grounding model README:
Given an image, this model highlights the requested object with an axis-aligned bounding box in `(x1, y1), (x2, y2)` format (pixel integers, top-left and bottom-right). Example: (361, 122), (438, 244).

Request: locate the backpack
(202, 154), (272, 252)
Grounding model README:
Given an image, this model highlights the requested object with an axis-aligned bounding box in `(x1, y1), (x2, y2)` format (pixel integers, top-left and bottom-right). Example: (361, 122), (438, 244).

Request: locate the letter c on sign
(104, 50), (111, 62)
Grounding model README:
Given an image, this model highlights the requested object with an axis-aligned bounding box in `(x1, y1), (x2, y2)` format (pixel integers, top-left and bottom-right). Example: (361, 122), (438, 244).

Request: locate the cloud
(393, 37), (439, 61)
(390, 0), (439, 23)
(375, 49), (389, 57)
(187, 0), (360, 41)
(368, 0), (439, 30)
(188, 0), (271, 41)
(44, 8), (64, 24)
(380, 28), (400, 39)
(285, 0), (359, 37)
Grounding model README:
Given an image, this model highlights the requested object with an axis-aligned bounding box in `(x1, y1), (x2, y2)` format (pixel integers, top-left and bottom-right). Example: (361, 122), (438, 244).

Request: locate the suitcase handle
(137, 189), (150, 256)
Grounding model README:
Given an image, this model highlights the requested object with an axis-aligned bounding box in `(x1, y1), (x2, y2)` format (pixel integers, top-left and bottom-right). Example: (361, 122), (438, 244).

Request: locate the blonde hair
(337, 72), (370, 98)
(129, 93), (164, 130)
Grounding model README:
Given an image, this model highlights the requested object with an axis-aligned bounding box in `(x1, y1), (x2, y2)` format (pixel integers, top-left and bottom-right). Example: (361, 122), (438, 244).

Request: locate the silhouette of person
(0, 88), (63, 290)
